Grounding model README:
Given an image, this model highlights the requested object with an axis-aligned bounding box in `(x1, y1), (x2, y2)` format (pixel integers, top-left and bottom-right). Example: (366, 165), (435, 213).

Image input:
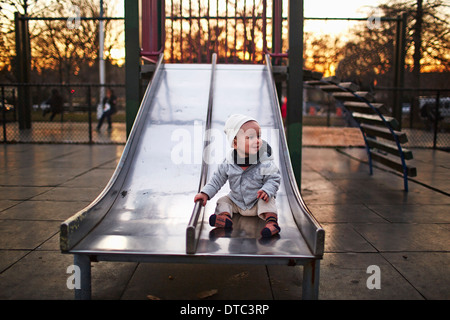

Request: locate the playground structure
(60, 0), (326, 299)
(57, 0), (425, 300)
(135, 0), (417, 191)
(133, 0), (417, 189)
(61, 53), (324, 300)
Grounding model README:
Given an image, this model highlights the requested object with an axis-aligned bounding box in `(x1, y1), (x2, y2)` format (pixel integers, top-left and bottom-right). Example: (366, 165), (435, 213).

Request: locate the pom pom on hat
(224, 114), (257, 147)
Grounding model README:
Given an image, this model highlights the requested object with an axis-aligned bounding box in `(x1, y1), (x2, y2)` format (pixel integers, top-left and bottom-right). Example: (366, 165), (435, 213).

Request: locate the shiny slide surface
(60, 56), (324, 265)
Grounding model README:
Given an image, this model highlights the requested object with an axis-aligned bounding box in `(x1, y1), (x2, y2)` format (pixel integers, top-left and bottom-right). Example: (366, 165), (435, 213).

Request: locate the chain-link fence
(374, 88), (450, 149)
(2, 0), (448, 147)
(1, 1), (126, 144)
(299, 15), (449, 150)
(1, 83), (126, 144)
(299, 86), (450, 150)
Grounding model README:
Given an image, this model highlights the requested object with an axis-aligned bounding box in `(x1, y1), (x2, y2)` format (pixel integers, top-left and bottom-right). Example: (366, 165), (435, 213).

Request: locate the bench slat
(318, 82), (360, 92)
(318, 85), (344, 92)
(344, 101), (388, 114)
(322, 76), (341, 84)
(305, 80), (325, 86)
(370, 151), (417, 177)
(352, 112), (400, 130)
(333, 91), (374, 102)
(339, 82), (360, 91)
(366, 137), (413, 160)
(360, 124), (408, 143)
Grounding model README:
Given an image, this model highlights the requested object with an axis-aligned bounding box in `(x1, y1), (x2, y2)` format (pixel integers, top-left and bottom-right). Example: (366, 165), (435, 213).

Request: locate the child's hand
(257, 190), (269, 202)
(194, 192), (208, 206)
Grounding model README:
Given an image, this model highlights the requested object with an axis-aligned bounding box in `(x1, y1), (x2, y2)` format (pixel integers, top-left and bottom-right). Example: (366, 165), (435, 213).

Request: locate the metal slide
(60, 54), (324, 299)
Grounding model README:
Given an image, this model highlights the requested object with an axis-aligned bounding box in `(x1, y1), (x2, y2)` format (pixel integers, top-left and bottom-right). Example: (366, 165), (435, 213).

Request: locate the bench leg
(302, 259), (320, 300)
(74, 254), (92, 300)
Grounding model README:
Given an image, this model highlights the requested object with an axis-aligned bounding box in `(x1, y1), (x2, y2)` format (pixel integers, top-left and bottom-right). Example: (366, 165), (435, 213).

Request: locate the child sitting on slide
(194, 114), (281, 238)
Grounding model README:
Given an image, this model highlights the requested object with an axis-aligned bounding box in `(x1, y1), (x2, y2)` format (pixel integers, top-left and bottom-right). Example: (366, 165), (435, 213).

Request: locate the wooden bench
(305, 77), (417, 191)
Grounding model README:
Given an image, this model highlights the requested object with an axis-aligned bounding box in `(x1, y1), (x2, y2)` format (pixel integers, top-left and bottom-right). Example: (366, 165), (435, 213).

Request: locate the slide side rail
(186, 53), (217, 254)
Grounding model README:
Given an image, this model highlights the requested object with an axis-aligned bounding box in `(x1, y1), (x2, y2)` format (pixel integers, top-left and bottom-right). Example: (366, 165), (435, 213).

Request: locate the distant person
(96, 88), (117, 131)
(43, 89), (63, 121)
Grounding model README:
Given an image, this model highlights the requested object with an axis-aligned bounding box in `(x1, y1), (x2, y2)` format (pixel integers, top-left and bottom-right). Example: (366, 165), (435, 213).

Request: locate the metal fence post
(393, 13), (407, 129)
(88, 86), (93, 144)
(433, 91), (440, 149)
(1, 86), (6, 142)
(15, 13), (32, 130)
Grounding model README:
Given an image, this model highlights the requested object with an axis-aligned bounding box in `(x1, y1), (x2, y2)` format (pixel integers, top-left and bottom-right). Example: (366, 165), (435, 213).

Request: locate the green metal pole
(398, 13), (407, 129)
(287, 0), (304, 190)
(393, 13), (406, 130)
(15, 12), (32, 130)
(125, 0), (141, 138)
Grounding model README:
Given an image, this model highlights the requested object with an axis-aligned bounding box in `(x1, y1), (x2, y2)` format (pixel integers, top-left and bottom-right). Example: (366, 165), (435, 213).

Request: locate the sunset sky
(108, 0), (386, 62)
(112, 0), (385, 19)
(112, 0), (385, 34)
(303, 0), (384, 34)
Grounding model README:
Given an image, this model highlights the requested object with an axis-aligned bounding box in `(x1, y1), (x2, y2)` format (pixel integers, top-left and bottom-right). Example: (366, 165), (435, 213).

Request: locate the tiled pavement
(0, 143), (448, 300)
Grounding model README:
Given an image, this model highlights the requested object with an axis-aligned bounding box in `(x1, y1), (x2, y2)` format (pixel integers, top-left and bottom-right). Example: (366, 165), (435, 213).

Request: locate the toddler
(194, 114), (281, 238)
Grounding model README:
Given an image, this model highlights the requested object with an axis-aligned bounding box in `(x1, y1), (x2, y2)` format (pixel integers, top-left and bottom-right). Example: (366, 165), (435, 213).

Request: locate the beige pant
(214, 195), (278, 220)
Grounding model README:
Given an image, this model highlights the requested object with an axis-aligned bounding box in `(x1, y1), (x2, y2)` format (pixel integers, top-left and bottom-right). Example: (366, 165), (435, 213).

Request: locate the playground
(0, 0), (449, 303)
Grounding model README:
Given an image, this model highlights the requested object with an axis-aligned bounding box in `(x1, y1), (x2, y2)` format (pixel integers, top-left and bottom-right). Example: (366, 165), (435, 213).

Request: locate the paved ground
(0, 143), (448, 300)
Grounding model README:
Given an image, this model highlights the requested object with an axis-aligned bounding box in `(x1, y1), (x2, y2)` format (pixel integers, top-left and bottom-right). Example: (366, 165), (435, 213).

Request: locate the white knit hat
(224, 114), (257, 147)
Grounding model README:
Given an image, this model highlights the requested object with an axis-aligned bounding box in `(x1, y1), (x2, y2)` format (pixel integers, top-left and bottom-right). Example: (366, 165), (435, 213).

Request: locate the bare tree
(0, 0), (124, 83)
(334, 0), (449, 88)
(304, 34), (343, 78)
(0, 0), (57, 81)
(381, 0), (450, 74)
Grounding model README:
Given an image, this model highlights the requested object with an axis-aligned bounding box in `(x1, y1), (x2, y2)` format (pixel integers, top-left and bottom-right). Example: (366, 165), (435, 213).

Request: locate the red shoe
(209, 213), (233, 229)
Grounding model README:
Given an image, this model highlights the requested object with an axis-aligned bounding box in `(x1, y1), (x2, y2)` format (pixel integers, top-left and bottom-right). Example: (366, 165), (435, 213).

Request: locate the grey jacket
(201, 142), (281, 210)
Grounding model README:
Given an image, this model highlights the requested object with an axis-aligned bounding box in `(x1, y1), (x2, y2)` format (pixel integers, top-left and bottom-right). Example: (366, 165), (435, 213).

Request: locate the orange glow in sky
(110, 0), (385, 62)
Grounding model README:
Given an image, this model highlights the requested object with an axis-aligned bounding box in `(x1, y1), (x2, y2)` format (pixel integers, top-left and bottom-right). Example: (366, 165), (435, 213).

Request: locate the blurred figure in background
(96, 88), (117, 131)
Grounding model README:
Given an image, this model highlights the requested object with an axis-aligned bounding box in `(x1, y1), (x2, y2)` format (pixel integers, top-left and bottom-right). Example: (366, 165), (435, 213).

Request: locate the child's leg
(256, 198), (280, 238)
(209, 196), (234, 229)
(209, 212), (233, 228)
(260, 212), (280, 238)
